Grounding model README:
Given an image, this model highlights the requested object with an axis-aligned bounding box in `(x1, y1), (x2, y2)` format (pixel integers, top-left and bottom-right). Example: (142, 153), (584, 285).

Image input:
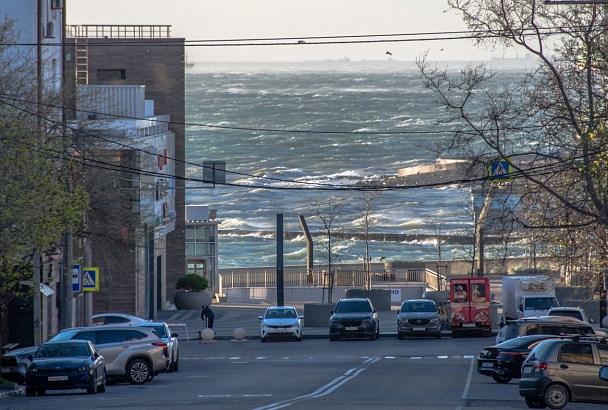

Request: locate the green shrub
(175, 274), (209, 292)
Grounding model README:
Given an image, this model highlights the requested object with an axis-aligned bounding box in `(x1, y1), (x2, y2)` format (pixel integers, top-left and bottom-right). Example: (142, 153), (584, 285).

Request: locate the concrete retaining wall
(345, 289), (392, 311)
(225, 286), (424, 306)
(303, 303), (334, 327)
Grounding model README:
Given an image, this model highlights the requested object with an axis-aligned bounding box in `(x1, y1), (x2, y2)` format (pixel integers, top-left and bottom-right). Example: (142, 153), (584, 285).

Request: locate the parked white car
(258, 306), (303, 342)
(92, 313), (148, 325)
(546, 306), (592, 323)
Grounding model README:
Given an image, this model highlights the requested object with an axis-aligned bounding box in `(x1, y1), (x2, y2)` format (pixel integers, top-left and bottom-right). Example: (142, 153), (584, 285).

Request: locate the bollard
(200, 328), (216, 343)
(231, 327), (249, 343)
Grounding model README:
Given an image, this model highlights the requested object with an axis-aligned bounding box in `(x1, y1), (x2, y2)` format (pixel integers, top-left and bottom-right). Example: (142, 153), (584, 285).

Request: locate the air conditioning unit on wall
(51, 0), (63, 9)
(44, 22), (55, 38)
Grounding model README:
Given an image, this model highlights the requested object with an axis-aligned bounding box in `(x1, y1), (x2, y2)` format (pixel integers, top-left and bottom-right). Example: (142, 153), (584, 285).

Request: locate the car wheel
(125, 358), (151, 385)
(435, 332), (442, 339)
(36, 389), (46, 396)
(376, 325), (380, 339)
(491, 374), (512, 384)
(25, 388), (35, 397)
(296, 333), (302, 341)
(398, 332), (404, 340)
(173, 352), (179, 372)
(544, 384), (569, 409)
(329, 335), (338, 341)
(97, 368), (106, 393)
(167, 356), (175, 373)
(525, 396), (547, 409)
(261, 336), (267, 343)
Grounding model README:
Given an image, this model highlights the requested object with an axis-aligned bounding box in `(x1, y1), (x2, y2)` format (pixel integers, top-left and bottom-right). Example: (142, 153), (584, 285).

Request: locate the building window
(97, 69), (126, 81)
(185, 226), (194, 241)
(185, 243), (195, 256)
(187, 262), (206, 275)
(195, 225), (214, 242)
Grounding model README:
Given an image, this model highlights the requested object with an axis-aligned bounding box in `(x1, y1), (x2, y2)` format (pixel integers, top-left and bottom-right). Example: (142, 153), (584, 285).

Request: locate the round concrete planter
(174, 290), (212, 310)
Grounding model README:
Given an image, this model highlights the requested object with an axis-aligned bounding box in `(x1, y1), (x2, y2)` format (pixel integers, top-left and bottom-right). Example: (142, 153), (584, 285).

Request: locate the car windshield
(266, 309), (297, 319)
(401, 301), (436, 313)
(524, 298), (559, 310)
(36, 343), (90, 358)
(548, 311), (583, 320)
(335, 301), (371, 313)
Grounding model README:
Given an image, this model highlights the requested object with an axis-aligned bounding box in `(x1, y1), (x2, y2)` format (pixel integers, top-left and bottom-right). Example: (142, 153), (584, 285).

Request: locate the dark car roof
(494, 335), (560, 348)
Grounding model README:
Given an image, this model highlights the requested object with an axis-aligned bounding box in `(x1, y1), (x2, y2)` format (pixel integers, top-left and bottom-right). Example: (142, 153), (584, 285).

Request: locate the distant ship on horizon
(491, 52), (533, 62)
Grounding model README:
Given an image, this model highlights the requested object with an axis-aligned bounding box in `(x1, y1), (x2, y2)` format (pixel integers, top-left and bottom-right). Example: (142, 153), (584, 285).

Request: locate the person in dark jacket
(200, 305), (215, 330)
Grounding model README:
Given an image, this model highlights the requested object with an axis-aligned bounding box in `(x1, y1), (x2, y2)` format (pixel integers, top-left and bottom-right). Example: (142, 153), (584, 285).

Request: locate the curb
(0, 387), (24, 398)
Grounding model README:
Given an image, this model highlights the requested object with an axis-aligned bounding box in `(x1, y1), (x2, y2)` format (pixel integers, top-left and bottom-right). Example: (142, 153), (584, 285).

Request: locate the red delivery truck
(449, 277), (491, 338)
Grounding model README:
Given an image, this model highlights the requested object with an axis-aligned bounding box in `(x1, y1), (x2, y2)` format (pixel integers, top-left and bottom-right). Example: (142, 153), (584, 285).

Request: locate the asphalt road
(4, 337), (607, 410)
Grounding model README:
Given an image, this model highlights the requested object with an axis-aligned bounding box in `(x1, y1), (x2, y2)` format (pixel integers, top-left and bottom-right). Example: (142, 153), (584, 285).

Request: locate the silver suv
(495, 316), (595, 344)
(397, 299), (441, 339)
(134, 322), (179, 372)
(49, 325), (169, 384)
(519, 337), (608, 409)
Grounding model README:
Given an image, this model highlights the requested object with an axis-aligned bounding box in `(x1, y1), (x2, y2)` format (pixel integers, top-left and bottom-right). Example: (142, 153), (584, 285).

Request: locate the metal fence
(220, 268), (444, 289)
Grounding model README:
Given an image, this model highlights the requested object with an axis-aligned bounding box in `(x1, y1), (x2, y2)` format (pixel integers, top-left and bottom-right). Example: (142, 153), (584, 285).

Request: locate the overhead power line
(3, 25), (607, 48)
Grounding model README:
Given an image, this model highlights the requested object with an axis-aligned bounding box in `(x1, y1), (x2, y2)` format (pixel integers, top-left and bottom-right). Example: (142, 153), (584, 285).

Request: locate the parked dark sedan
(329, 298), (379, 341)
(25, 340), (106, 396)
(477, 335), (560, 384)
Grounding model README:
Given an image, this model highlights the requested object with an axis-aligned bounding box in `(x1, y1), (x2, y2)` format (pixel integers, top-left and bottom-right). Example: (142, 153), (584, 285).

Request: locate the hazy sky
(67, 0), (513, 63)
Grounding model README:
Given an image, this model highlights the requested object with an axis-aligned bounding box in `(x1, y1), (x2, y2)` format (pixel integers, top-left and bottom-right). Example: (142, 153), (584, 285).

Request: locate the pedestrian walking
(200, 304), (215, 332)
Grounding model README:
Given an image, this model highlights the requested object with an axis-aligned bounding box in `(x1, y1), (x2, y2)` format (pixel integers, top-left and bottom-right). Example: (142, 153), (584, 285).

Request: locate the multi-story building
(64, 24), (187, 319)
(185, 206), (220, 297)
(76, 85), (176, 319)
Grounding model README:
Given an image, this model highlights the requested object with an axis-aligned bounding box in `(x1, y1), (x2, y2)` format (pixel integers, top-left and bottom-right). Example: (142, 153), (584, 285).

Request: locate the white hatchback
(258, 306), (303, 342)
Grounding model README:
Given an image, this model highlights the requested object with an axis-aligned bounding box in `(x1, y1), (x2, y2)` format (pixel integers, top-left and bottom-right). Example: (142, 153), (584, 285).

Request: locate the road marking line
(253, 359), (381, 410)
(199, 394), (272, 398)
(461, 356), (475, 399)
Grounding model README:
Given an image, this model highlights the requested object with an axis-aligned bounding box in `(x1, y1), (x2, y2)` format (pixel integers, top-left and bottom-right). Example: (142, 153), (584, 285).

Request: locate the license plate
(482, 362), (494, 368)
(413, 327), (425, 331)
(462, 323), (476, 327)
(48, 376), (68, 381)
(522, 366), (533, 374)
(345, 327), (358, 331)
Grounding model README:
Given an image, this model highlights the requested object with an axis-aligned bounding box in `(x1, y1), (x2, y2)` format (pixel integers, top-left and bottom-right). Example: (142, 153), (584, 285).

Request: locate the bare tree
(351, 192), (382, 289)
(310, 196), (347, 303)
(416, 1), (608, 283)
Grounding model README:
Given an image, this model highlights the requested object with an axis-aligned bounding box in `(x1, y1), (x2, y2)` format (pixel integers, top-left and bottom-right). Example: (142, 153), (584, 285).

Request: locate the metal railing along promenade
(219, 268), (446, 291)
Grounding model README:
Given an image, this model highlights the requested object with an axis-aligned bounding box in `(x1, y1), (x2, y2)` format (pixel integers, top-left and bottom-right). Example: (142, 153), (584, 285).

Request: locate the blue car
(25, 340), (106, 396)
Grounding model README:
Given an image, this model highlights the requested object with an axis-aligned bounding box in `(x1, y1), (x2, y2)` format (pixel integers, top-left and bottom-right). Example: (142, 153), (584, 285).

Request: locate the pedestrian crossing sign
(488, 158), (513, 182)
(82, 267), (99, 291)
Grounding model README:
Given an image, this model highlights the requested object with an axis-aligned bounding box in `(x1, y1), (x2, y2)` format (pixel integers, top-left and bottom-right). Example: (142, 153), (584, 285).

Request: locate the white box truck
(502, 275), (559, 321)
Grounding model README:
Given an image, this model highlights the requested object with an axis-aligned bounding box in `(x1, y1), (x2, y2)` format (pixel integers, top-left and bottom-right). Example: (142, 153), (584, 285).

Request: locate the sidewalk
(156, 303), (420, 341)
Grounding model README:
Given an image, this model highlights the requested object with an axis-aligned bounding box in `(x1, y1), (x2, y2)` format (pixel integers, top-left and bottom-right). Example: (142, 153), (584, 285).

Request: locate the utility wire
(6, 24), (606, 47)
(0, 96), (599, 192)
